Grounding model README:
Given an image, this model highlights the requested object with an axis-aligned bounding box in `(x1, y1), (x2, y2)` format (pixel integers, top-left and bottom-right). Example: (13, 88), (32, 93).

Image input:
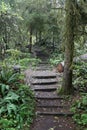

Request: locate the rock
(13, 65), (21, 73)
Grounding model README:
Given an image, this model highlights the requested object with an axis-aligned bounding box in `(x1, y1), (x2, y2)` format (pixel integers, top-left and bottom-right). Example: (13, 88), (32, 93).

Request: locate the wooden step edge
(33, 88), (57, 91)
(36, 67), (50, 69)
(36, 112), (73, 116)
(36, 66), (52, 68)
(34, 90), (56, 92)
(35, 68), (50, 71)
(36, 105), (67, 108)
(31, 83), (58, 86)
(31, 82), (58, 85)
(37, 105), (68, 108)
(32, 76), (56, 79)
(31, 79), (57, 82)
(35, 96), (64, 100)
(37, 65), (49, 67)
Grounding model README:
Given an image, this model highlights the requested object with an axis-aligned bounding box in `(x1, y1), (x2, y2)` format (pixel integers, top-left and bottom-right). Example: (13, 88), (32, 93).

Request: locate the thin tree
(62, 0), (76, 94)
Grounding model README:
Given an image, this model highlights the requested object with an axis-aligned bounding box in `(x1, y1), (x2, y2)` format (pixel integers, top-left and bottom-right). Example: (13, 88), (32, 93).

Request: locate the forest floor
(25, 60), (78, 130)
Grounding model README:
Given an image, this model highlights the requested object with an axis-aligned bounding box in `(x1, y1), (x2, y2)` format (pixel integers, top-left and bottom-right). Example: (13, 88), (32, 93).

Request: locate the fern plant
(0, 68), (20, 89)
(71, 94), (87, 129)
(0, 67), (35, 129)
(0, 91), (19, 116)
(73, 62), (87, 92)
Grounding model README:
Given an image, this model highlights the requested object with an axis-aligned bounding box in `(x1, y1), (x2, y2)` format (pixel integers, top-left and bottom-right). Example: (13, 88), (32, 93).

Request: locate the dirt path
(25, 63), (76, 130)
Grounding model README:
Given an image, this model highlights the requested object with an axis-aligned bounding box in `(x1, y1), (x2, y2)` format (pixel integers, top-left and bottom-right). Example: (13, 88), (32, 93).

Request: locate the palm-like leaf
(7, 103), (17, 114)
(5, 91), (19, 101)
(0, 83), (9, 96)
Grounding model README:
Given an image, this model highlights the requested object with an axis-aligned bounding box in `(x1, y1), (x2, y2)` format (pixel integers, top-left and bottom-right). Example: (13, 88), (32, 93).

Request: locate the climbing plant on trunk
(62, 0), (77, 94)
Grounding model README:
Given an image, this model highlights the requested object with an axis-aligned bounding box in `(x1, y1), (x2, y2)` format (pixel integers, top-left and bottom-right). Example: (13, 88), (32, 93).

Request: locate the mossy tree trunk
(36, 31), (38, 42)
(62, 0), (76, 94)
(39, 31), (42, 41)
(52, 31), (55, 52)
(29, 27), (32, 53)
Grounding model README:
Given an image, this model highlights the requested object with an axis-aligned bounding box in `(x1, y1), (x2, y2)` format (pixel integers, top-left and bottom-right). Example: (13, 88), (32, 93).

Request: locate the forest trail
(25, 61), (76, 130)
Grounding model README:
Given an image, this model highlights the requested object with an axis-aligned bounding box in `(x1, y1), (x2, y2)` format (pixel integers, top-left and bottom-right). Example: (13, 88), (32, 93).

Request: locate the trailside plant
(49, 53), (63, 66)
(0, 68), (19, 83)
(6, 49), (21, 61)
(0, 68), (35, 130)
(73, 62), (87, 92)
(1, 49), (41, 70)
(71, 93), (87, 130)
(71, 61), (87, 129)
(19, 57), (41, 69)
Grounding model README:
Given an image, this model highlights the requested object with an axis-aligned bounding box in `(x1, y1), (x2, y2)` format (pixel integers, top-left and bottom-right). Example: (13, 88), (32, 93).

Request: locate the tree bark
(52, 31), (55, 52)
(62, 0), (76, 94)
(39, 31), (42, 41)
(29, 27), (32, 53)
(36, 31), (38, 42)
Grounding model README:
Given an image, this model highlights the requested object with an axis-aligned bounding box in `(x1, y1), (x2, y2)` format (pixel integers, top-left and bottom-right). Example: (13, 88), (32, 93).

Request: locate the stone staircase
(25, 62), (76, 130)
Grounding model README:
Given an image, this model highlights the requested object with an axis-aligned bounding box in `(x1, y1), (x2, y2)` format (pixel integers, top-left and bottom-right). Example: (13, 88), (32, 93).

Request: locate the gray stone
(13, 65), (21, 73)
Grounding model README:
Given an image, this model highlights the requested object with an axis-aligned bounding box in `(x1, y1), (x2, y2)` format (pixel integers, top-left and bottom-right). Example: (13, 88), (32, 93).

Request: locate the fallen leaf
(48, 126), (56, 130)
(48, 128), (54, 130)
(54, 116), (59, 120)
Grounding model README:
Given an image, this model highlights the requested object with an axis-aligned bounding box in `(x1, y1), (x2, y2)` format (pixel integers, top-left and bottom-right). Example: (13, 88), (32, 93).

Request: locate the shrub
(71, 93), (87, 130)
(49, 53), (63, 66)
(0, 68), (35, 130)
(73, 62), (87, 92)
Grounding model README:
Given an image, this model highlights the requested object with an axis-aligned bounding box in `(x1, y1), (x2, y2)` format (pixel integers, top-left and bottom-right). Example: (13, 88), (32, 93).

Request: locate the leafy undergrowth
(0, 49), (41, 70)
(71, 93), (87, 130)
(73, 62), (87, 92)
(71, 62), (87, 130)
(49, 53), (63, 66)
(0, 67), (35, 130)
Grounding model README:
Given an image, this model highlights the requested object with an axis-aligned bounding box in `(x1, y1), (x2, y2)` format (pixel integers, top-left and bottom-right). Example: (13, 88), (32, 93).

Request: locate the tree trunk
(62, 0), (76, 94)
(29, 27), (32, 53)
(52, 31), (55, 52)
(39, 31), (42, 41)
(36, 31), (38, 42)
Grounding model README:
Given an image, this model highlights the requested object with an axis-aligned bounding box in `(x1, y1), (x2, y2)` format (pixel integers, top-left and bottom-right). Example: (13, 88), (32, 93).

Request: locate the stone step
(35, 66), (51, 70)
(31, 70), (56, 78)
(36, 111), (73, 116)
(32, 84), (58, 91)
(32, 75), (56, 79)
(33, 88), (57, 91)
(31, 78), (58, 85)
(36, 99), (71, 107)
(35, 65), (51, 68)
(35, 91), (59, 98)
(35, 68), (50, 71)
(37, 105), (68, 108)
(33, 74), (55, 78)
(36, 66), (50, 69)
(26, 64), (76, 130)
(36, 96), (64, 100)
(36, 107), (72, 114)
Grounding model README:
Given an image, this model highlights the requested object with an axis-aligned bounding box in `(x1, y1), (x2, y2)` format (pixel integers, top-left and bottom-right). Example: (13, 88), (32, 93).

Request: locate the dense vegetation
(0, 0), (87, 129)
(0, 50), (40, 129)
(0, 67), (35, 130)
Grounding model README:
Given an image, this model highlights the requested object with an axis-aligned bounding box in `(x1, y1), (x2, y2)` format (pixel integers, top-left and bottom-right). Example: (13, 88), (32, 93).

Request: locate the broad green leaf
(5, 91), (19, 101)
(7, 103), (17, 114)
